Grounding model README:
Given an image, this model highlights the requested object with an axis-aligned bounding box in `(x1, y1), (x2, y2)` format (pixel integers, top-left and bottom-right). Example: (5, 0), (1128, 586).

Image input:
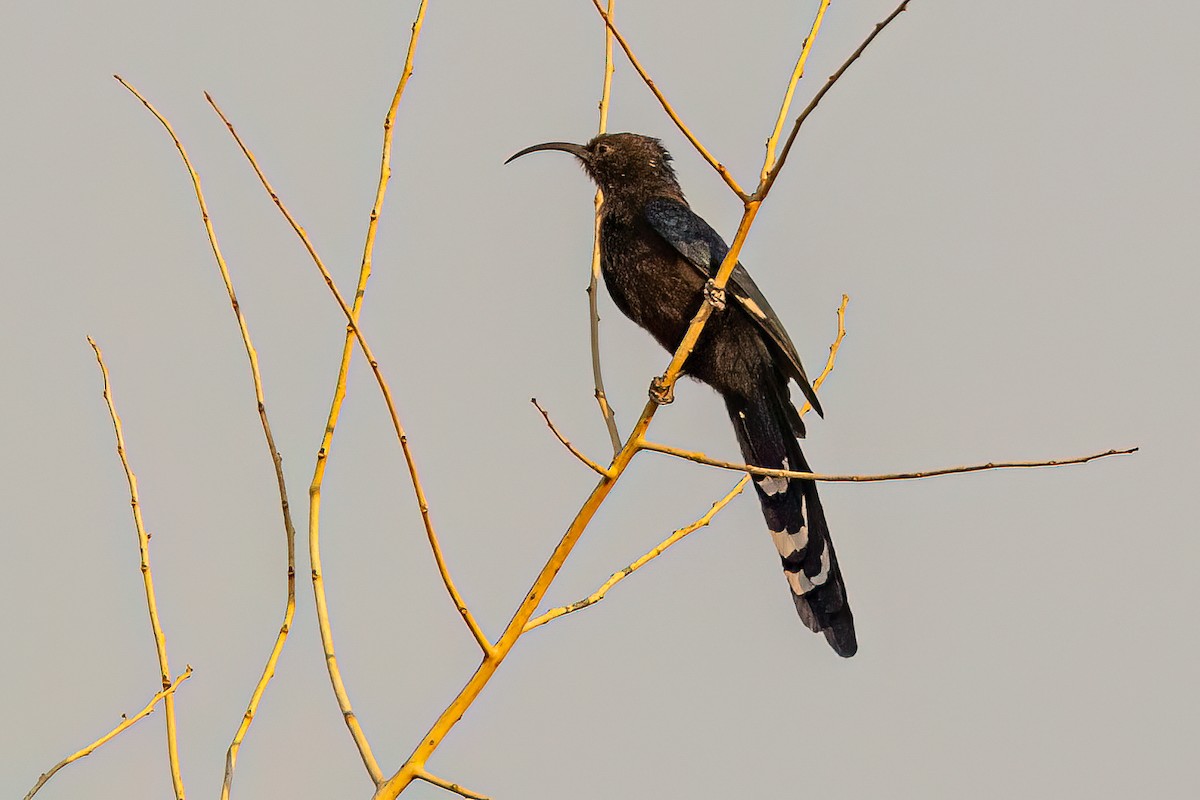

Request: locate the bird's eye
(594, 142), (611, 156)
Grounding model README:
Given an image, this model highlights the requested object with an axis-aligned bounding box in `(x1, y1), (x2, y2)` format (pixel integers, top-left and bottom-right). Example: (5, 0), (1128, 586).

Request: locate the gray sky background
(2, 1), (1196, 798)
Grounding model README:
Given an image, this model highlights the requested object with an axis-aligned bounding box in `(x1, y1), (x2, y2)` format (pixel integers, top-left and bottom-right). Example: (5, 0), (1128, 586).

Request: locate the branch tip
(532, 398), (611, 476)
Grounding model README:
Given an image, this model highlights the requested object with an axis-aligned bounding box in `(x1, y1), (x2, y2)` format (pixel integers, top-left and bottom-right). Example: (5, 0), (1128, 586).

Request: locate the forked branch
(209, 2), (489, 786)
(88, 337), (186, 800)
(206, 93), (489, 663)
(760, 0), (831, 181)
(524, 476), (750, 631)
(588, 0), (746, 199)
(759, 0), (912, 200)
(108, 72), (301, 800)
(532, 398), (612, 476)
(114, 72), (370, 792)
(25, 668), (193, 800)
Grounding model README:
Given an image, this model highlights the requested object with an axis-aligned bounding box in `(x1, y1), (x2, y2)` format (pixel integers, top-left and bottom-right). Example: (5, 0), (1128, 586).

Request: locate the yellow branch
(758, 0), (912, 200)
(589, 0), (621, 455)
(298, 0), (433, 781)
(108, 73), (297, 800)
(638, 441), (1140, 483)
(799, 293), (847, 416)
(24, 668), (193, 800)
(414, 770), (491, 800)
(589, 0), (746, 199)
(88, 337), (186, 800)
(532, 398), (612, 477)
(524, 476), (749, 632)
(760, 0), (830, 182)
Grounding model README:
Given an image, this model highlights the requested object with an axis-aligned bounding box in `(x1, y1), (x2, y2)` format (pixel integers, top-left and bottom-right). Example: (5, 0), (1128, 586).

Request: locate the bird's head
(506, 132), (681, 200)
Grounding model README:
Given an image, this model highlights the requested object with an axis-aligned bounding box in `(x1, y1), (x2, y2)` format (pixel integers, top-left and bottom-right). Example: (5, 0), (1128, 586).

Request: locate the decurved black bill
(504, 141), (589, 164)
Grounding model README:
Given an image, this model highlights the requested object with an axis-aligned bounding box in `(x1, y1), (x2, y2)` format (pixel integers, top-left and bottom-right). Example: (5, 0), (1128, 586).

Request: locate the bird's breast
(599, 215), (707, 353)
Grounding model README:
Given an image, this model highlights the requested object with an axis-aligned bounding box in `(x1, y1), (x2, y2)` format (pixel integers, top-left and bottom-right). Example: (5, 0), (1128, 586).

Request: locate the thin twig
(597, 0), (615, 136)
(414, 770), (492, 800)
(758, 0), (912, 200)
(638, 441), (1139, 483)
(760, 0), (831, 182)
(88, 336), (186, 800)
(799, 293), (848, 417)
(588, 0), (746, 200)
(524, 476), (749, 632)
(109, 73), (297, 800)
(24, 668), (193, 800)
(532, 398), (611, 476)
(589, 0), (622, 455)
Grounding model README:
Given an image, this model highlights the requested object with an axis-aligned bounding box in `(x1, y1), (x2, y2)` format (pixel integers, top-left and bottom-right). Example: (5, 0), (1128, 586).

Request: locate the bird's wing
(643, 197), (823, 417)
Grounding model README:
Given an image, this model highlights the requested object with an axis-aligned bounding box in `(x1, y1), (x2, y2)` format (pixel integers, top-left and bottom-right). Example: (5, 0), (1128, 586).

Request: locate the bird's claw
(703, 279), (727, 311)
(649, 376), (675, 405)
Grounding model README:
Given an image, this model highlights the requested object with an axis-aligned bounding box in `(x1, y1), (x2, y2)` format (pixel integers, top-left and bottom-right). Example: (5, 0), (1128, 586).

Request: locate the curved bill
(504, 141), (589, 164)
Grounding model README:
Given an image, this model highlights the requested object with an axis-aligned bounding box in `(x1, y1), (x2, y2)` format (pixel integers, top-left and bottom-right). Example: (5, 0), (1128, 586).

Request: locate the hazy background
(2, 1), (1196, 798)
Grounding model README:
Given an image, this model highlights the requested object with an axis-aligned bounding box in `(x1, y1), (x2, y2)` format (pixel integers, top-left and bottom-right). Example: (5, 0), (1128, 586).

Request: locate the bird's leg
(649, 375), (675, 405)
(703, 279), (727, 311)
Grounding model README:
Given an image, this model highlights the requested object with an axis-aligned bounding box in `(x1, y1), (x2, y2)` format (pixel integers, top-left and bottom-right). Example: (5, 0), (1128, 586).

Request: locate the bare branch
(760, 0), (831, 182)
(198, 95), (380, 783)
(301, 0), (435, 783)
(524, 477), (749, 632)
(88, 336), (186, 799)
(588, 0), (746, 199)
(758, 0), (912, 200)
(589, 0), (622, 455)
(800, 293), (848, 418)
(205, 85), (491, 656)
(25, 668), (193, 800)
(208, 0), (463, 784)
(108, 72), (296, 800)
(415, 771), (492, 800)
(532, 398), (612, 476)
(638, 441), (1139, 483)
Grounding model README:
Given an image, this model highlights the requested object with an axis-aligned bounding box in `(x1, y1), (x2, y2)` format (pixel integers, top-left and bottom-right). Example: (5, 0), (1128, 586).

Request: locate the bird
(507, 132), (856, 657)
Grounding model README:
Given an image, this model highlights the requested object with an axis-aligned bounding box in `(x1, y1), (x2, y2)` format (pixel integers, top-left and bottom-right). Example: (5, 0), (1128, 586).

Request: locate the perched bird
(507, 132), (856, 657)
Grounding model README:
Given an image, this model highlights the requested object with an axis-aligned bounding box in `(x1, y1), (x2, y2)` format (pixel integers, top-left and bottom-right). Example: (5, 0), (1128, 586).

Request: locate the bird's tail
(726, 383), (857, 657)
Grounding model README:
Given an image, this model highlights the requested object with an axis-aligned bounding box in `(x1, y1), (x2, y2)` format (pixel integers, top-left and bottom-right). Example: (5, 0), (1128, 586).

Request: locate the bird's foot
(649, 376), (675, 405)
(703, 279), (727, 311)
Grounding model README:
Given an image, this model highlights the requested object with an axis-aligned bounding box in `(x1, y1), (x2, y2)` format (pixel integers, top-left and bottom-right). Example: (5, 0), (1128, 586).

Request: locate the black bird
(507, 133), (856, 657)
